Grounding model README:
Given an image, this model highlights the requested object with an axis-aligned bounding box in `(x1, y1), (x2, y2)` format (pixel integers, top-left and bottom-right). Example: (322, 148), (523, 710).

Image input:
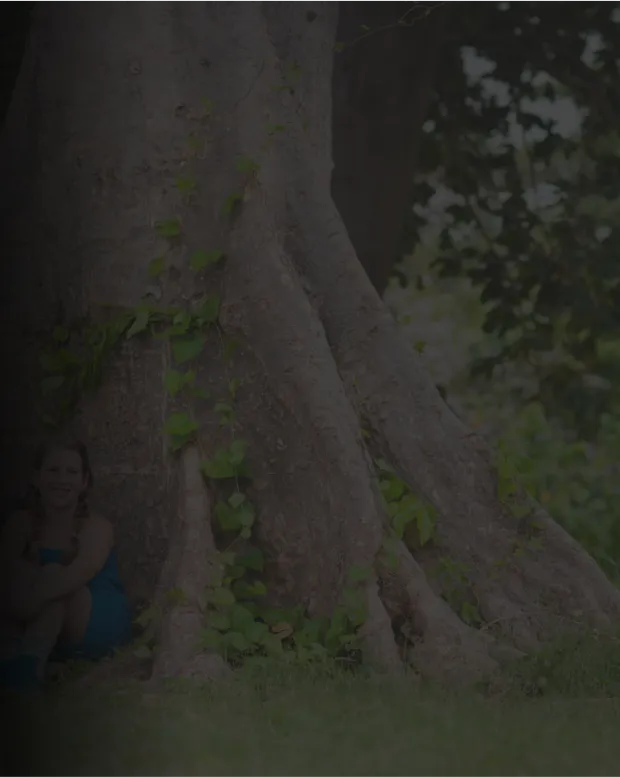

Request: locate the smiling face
(34, 447), (88, 513)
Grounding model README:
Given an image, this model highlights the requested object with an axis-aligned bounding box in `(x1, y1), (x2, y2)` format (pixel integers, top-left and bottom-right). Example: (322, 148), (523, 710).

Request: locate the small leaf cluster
(199, 424), (367, 667)
(375, 458), (436, 563)
(434, 556), (482, 628)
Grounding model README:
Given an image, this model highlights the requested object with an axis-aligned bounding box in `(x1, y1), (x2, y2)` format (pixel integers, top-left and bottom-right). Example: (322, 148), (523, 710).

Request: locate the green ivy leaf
(226, 631), (250, 652)
(164, 311), (193, 337)
(229, 439), (248, 466)
(261, 633), (284, 655)
(189, 249), (225, 271)
(52, 326), (69, 344)
(219, 551), (237, 567)
(229, 492), (246, 509)
(230, 603), (255, 630)
(132, 645), (153, 660)
(215, 402), (235, 426)
(460, 601), (482, 626)
(392, 501), (417, 539)
(244, 620), (269, 644)
(380, 476), (406, 503)
(416, 505), (436, 547)
(202, 440), (250, 480)
(210, 587), (235, 607)
(190, 386), (211, 400)
(216, 500), (242, 531)
(201, 97), (214, 115)
(223, 338), (241, 363)
(196, 295), (220, 325)
(374, 458), (394, 474)
(222, 192), (242, 216)
(347, 565), (372, 583)
(155, 218), (181, 238)
(225, 564), (246, 582)
(165, 587), (188, 606)
(164, 369), (194, 397)
(172, 335), (205, 364)
(245, 580), (267, 597)
(228, 377), (240, 399)
(294, 618), (324, 647)
(209, 612), (231, 632)
(164, 412), (199, 441)
(126, 310), (151, 339)
(39, 347), (80, 374)
(40, 375), (65, 395)
(235, 156), (260, 174)
(175, 176), (197, 195)
(200, 627), (223, 650)
(135, 605), (159, 628)
(203, 457), (234, 480)
(237, 547), (264, 572)
(216, 500), (255, 533)
(148, 256), (166, 278)
(238, 504), (255, 528)
(381, 535), (400, 570)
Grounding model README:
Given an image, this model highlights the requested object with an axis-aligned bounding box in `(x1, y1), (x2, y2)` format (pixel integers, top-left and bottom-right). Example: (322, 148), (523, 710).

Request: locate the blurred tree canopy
(407, 1), (620, 438)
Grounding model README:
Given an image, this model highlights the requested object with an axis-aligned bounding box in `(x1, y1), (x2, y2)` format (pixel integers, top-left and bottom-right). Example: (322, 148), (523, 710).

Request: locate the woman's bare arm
(38, 515), (114, 601)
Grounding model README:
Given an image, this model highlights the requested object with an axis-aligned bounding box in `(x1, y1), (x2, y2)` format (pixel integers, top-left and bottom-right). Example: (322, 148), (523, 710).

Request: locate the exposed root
(285, 155), (620, 649)
(529, 504), (620, 623)
(378, 541), (500, 686)
(357, 579), (404, 673)
(151, 445), (230, 682)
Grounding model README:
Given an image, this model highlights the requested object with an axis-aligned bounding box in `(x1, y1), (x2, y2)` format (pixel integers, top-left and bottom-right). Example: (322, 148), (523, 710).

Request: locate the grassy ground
(5, 643), (620, 776)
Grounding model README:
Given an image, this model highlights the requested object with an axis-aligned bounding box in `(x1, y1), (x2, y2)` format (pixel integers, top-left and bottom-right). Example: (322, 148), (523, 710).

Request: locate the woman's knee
(65, 586), (91, 608)
(61, 587), (92, 643)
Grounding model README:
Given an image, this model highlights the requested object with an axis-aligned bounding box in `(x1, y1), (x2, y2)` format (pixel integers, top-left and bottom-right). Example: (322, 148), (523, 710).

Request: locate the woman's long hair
(26, 437), (94, 539)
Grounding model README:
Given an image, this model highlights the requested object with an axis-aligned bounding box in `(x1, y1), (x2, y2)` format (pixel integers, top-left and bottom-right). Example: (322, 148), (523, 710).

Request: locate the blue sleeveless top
(38, 546), (132, 660)
(38, 546), (128, 597)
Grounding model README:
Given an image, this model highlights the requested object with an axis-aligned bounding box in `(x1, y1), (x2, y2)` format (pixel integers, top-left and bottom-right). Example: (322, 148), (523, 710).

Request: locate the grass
(5, 644), (620, 776)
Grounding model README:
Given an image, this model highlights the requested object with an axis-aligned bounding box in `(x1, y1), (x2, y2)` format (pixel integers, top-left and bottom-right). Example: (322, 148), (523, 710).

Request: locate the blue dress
(38, 546), (133, 661)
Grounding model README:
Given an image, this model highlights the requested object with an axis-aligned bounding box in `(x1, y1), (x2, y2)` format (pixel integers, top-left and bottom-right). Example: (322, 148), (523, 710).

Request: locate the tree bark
(2, 1), (619, 684)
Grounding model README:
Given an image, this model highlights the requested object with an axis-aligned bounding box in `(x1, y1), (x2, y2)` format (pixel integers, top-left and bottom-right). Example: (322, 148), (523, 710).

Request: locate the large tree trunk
(2, 2), (619, 684)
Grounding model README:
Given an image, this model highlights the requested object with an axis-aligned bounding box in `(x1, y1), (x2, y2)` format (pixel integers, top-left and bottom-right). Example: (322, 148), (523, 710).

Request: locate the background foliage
(394, 0), (620, 578)
(407, 1), (620, 436)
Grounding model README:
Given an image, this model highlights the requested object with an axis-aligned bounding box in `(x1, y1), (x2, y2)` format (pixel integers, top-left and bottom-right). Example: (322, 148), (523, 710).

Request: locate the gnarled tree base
(3, 2), (620, 687)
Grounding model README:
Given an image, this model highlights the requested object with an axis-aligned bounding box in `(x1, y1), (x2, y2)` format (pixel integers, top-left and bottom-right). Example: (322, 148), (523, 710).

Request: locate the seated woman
(0, 438), (133, 690)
